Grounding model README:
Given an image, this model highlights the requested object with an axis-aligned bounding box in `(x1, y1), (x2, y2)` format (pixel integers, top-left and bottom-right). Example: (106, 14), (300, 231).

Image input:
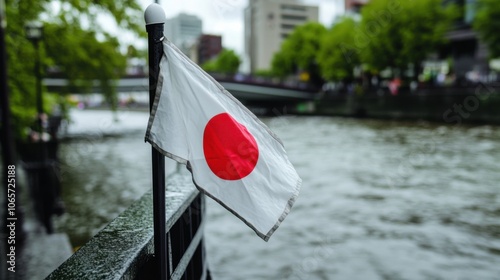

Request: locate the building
(442, 0), (489, 81)
(187, 34), (222, 65)
(165, 13), (203, 55)
(197, 35), (223, 65)
(345, 0), (369, 14)
(245, 0), (319, 74)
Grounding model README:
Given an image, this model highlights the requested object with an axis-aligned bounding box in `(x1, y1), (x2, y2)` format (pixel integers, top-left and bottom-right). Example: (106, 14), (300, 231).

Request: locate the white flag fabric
(145, 40), (301, 241)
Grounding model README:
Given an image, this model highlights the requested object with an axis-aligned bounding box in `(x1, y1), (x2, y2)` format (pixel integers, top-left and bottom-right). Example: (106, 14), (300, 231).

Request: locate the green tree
(4, 0), (143, 138)
(317, 17), (360, 82)
(474, 0), (500, 58)
(270, 51), (293, 78)
(270, 22), (327, 85)
(201, 59), (218, 73)
(359, 0), (457, 77)
(202, 49), (241, 75)
(215, 49), (241, 75)
(254, 69), (274, 78)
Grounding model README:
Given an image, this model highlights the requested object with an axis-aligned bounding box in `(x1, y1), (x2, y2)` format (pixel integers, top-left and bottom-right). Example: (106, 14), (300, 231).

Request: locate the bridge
(43, 77), (318, 107)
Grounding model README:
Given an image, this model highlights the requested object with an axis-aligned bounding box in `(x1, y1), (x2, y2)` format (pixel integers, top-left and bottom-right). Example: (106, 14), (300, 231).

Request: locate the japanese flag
(145, 40), (301, 241)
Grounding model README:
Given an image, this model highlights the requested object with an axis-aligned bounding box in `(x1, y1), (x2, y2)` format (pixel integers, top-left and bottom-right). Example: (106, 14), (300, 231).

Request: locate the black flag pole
(145, 4), (167, 279)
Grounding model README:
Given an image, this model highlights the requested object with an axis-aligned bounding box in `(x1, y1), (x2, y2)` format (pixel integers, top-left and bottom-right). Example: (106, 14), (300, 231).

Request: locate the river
(54, 109), (500, 279)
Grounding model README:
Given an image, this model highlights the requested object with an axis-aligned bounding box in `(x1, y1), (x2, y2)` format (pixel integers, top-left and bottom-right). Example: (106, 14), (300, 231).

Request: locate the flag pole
(145, 4), (167, 279)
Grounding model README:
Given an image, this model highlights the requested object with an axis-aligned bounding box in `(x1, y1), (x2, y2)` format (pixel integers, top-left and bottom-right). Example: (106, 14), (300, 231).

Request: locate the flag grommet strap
(145, 40), (302, 241)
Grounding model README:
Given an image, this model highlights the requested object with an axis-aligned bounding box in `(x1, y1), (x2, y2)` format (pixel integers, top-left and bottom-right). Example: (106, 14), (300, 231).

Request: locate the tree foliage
(317, 17), (360, 82)
(359, 0), (457, 75)
(271, 22), (327, 84)
(254, 69), (274, 78)
(201, 49), (241, 75)
(270, 51), (293, 78)
(4, 0), (143, 138)
(474, 0), (500, 58)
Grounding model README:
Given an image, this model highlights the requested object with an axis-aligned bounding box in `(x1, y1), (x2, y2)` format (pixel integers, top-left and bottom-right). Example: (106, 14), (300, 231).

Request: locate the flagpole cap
(145, 3), (166, 26)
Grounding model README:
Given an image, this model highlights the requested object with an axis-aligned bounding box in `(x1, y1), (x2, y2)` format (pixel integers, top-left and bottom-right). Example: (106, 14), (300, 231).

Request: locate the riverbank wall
(310, 85), (500, 125)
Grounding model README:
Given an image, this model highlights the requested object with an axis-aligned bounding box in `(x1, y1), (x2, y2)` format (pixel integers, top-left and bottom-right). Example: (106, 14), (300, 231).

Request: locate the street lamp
(25, 21), (44, 134)
(25, 21), (59, 233)
(25, 21), (43, 41)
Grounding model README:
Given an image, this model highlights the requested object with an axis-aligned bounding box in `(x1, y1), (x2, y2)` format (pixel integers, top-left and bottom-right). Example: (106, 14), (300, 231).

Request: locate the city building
(197, 34), (223, 65)
(442, 0), (489, 81)
(245, 0), (319, 74)
(345, 0), (369, 15)
(187, 34), (222, 65)
(165, 13), (203, 55)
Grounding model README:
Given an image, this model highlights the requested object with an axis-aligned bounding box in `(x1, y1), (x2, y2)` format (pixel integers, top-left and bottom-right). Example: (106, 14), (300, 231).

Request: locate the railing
(47, 171), (210, 279)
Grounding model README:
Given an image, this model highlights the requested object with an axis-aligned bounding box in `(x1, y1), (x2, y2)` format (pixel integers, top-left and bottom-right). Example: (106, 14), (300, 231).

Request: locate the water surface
(55, 110), (500, 279)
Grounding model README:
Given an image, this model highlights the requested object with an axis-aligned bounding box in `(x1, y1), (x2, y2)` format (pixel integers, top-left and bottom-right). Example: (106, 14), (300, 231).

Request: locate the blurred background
(1, 0), (500, 279)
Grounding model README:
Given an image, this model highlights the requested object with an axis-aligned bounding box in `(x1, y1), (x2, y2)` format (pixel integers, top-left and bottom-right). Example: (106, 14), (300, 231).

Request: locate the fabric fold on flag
(145, 39), (302, 241)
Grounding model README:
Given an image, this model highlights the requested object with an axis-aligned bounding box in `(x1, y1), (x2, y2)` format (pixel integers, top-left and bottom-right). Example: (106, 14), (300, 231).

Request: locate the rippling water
(54, 110), (153, 246)
(56, 110), (500, 279)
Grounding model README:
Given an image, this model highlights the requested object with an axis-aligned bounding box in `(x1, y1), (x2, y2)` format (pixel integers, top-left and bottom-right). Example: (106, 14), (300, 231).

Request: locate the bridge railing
(47, 171), (209, 280)
(43, 76), (320, 95)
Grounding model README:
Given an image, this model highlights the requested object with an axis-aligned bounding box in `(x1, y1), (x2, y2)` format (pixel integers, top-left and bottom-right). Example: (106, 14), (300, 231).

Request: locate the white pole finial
(145, 3), (166, 26)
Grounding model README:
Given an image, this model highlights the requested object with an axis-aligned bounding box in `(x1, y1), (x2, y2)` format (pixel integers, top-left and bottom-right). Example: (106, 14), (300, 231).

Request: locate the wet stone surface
(47, 171), (198, 279)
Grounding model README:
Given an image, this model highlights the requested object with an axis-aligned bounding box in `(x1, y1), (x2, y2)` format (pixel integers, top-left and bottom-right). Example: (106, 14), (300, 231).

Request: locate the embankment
(312, 85), (500, 124)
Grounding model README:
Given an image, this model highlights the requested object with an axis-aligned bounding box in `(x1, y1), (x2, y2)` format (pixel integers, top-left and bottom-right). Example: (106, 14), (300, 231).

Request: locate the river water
(54, 109), (500, 279)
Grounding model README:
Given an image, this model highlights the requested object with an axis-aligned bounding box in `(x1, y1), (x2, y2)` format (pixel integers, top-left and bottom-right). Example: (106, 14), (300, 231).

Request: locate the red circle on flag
(203, 113), (259, 180)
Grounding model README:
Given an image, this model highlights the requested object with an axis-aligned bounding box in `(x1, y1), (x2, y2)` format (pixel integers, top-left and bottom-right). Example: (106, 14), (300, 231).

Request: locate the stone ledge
(47, 172), (198, 279)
